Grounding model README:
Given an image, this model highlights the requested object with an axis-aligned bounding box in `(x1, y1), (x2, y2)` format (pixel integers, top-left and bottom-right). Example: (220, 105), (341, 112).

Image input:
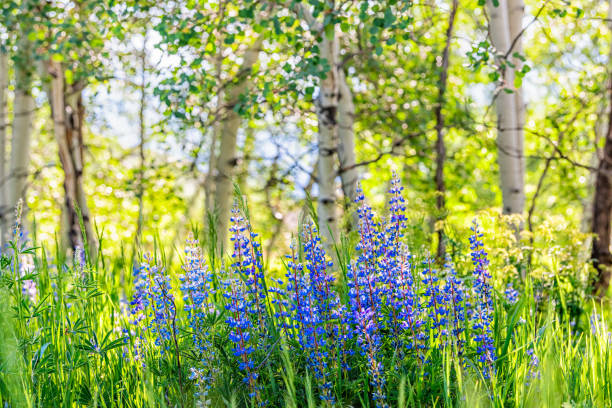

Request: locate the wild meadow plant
(0, 177), (611, 407)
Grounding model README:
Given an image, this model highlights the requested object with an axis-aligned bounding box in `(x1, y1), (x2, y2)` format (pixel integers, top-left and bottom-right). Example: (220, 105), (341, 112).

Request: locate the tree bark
(592, 93), (612, 296)
(46, 60), (96, 256)
(591, 0), (612, 297)
(488, 0), (525, 215)
(434, 0), (459, 260)
(134, 37), (147, 250)
(204, 11), (225, 220)
(7, 39), (35, 235)
(583, 3), (612, 234)
(213, 37), (262, 253)
(316, 26), (340, 248)
(337, 69), (357, 207)
(0, 50), (8, 244)
(508, 0), (525, 207)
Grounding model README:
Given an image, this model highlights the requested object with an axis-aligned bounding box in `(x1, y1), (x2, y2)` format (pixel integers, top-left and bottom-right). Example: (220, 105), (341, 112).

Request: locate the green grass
(0, 218), (610, 408)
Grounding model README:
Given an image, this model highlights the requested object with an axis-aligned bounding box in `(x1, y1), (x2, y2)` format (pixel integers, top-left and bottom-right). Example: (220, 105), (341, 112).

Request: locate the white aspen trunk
(135, 37), (147, 250)
(316, 28), (340, 247)
(488, 0), (524, 214)
(205, 25), (225, 219)
(204, 76), (223, 218)
(213, 37), (262, 253)
(47, 60), (82, 251)
(46, 61), (96, 255)
(337, 69), (358, 206)
(508, 0), (525, 209)
(67, 85), (97, 256)
(7, 45), (34, 230)
(0, 51), (8, 244)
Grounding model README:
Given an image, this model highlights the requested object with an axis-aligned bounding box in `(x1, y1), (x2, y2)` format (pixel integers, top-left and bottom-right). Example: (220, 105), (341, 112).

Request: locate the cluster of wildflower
(505, 283), (519, 305)
(180, 237), (215, 354)
(347, 184), (388, 408)
(180, 236), (217, 399)
(129, 255), (177, 353)
(124, 175), (503, 406)
(525, 348), (540, 382)
(469, 220), (496, 378)
(283, 223), (346, 403)
(1, 200), (38, 303)
(190, 367), (213, 408)
(443, 261), (468, 353)
(422, 258), (449, 342)
(380, 175), (423, 353)
(223, 206), (268, 403)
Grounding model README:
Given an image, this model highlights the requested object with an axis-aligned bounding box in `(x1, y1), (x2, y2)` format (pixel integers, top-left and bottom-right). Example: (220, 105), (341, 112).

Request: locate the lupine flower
(284, 224), (345, 403)
(380, 178), (426, 357)
(505, 283), (519, 305)
(229, 206), (267, 330)
(422, 258), (449, 343)
(129, 255), (177, 353)
(149, 266), (176, 350)
(526, 347), (540, 382)
(22, 278), (38, 302)
(444, 261), (468, 354)
(224, 205), (269, 403)
(469, 220), (496, 378)
(190, 367), (213, 408)
(355, 307), (388, 408)
(180, 237), (215, 353)
(180, 237), (217, 398)
(393, 249), (426, 356)
(353, 184), (384, 314)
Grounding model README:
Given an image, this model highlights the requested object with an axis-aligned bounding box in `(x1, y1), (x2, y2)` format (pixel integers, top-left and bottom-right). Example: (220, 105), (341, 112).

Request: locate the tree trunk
(47, 60), (96, 256)
(434, 0), (459, 260)
(316, 27), (340, 248)
(213, 37), (262, 253)
(0, 50), (8, 244)
(508, 0), (525, 209)
(6, 40), (35, 235)
(488, 0), (525, 215)
(337, 69), (357, 207)
(134, 37), (147, 250)
(592, 94), (612, 296)
(591, 0), (612, 297)
(583, 3), (612, 233)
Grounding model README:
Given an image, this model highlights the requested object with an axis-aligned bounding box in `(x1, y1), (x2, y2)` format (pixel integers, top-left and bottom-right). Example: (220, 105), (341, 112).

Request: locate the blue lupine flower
(180, 237), (215, 354)
(224, 205), (269, 403)
(422, 257), (449, 343)
(354, 307), (388, 408)
(129, 255), (177, 353)
(444, 261), (468, 353)
(469, 220), (496, 378)
(526, 347), (540, 382)
(505, 283), (519, 305)
(284, 224), (345, 403)
(180, 237), (217, 398)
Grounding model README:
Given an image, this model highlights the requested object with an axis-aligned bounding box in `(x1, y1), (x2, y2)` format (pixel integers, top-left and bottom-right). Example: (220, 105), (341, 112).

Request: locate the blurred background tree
(0, 0), (611, 294)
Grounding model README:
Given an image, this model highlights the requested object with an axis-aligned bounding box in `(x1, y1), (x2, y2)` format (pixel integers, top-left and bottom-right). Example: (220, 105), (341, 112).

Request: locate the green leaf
(324, 23), (334, 40)
(65, 69), (74, 85)
(513, 76), (522, 88)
